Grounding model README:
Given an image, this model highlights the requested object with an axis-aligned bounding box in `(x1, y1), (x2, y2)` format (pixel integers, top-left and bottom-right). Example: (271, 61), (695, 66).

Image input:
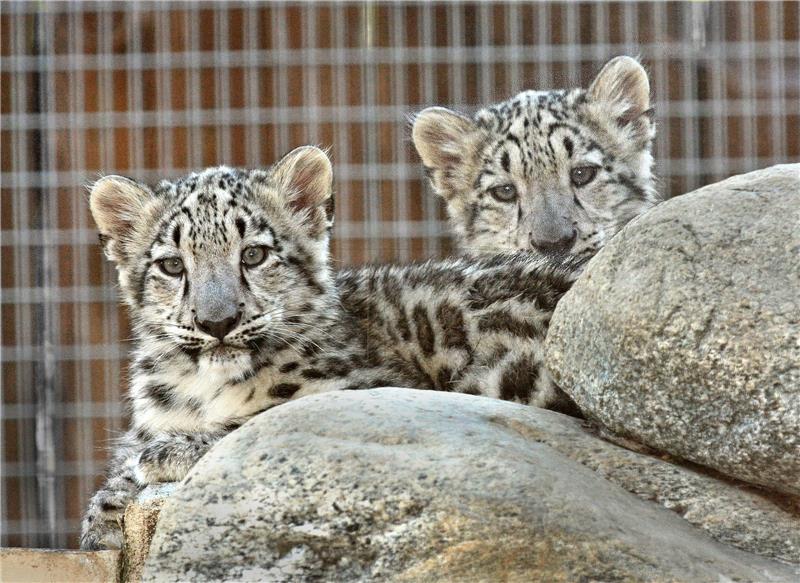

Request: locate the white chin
(199, 347), (251, 376)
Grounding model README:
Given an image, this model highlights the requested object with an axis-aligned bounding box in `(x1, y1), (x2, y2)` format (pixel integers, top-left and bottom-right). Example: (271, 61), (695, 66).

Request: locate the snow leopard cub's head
(90, 146), (335, 380)
(413, 56), (661, 267)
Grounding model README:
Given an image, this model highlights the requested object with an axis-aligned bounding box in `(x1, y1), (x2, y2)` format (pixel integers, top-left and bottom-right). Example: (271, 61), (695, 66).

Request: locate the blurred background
(1, 0), (798, 548)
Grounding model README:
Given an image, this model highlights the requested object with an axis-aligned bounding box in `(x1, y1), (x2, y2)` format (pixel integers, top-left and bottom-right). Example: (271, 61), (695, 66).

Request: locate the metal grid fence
(1, 1), (798, 549)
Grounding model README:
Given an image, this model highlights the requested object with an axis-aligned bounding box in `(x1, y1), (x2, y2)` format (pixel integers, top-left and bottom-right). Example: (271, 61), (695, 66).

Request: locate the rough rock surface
(143, 389), (798, 582)
(546, 164), (800, 495)
(121, 484), (177, 583)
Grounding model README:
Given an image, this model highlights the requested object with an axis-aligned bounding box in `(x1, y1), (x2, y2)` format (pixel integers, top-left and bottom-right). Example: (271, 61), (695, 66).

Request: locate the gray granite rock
(143, 389), (798, 582)
(546, 164), (800, 495)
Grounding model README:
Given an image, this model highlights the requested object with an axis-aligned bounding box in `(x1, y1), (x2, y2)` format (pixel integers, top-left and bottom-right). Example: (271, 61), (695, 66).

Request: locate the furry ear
(588, 56), (652, 141)
(89, 175), (156, 262)
(273, 146), (333, 210)
(273, 146), (334, 236)
(412, 107), (477, 172)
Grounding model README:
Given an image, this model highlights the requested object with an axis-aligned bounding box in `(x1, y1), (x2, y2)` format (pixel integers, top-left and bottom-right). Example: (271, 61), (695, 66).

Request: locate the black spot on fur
(223, 420), (243, 432)
(436, 303), (469, 350)
(472, 169), (495, 190)
(466, 202), (480, 233)
(240, 271), (251, 291)
(146, 383), (174, 407)
(135, 358), (156, 374)
(501, 151), (511, 172)
(322, 357), (352, 377)
(279, 361), (300, 374)
(499, 359), (538, 403)
(270, 383), (300, 398)
(412, 305), (436, 356)
(301, 368), (327, 380)
(616, 174), (648, 201)
(287, 254), (326, 295)
(381, 272), (404, 310)
(396, 308), (412, 342)
(478, 310), (540, 338)
(436, 367), (456, 391)
(369, 378), (397, 388)
(134, 271), (150, 308)
(302, 342), (322, 358)
(563, 136), (574, 158)
(135, 426), (153, 442)
(172, 225), (181, 247)
(236, 218), (246, 239)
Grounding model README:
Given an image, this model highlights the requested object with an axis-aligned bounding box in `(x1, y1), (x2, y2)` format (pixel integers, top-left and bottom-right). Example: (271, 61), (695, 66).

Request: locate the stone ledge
(0, 485), (176, 583)
(0, 547), (119, 583)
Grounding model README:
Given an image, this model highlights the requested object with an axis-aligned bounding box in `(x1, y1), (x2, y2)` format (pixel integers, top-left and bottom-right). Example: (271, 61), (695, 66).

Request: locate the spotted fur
(412, 56), (661, 262)
(80, 146), (580, 550)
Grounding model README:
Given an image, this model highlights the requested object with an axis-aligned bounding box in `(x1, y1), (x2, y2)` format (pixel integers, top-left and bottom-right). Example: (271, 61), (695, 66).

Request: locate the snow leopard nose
(530, 228), (577, 254)
(195, 312), (241, 341)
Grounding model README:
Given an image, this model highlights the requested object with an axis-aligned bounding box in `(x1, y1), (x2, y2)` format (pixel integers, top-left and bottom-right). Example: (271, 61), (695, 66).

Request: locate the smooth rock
(546, 164), (800, 495)
(143, 389), (798, 582)
(0, 547), (119, 583)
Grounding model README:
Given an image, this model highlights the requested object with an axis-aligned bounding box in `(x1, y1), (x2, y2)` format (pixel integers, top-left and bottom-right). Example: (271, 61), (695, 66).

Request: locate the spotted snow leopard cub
(412, 56), (661, 260)
(81, 146), (582, 550)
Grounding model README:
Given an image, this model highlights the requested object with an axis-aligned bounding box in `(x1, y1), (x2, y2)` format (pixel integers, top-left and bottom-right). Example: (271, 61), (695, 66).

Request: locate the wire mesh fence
(1, 0), (798, 548)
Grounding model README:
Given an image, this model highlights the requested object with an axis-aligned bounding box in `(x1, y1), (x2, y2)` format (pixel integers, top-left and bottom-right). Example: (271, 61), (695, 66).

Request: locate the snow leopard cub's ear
(272, 145), (334, 237)
(89, 175), (157, 262)
(412, 107), (480, 199)
(587, 56), (653, 145)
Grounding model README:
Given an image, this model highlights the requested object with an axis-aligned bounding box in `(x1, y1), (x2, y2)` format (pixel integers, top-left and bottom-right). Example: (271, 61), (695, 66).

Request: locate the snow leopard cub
(412, 56), (661, 262)
(81, 146), (581, 550)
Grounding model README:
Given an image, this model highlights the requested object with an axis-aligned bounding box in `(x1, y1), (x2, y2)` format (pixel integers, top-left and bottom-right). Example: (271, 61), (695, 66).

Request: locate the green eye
(158, 257), (184, 277)
(488, 184), (518, 203)
(570, 166), (599, 187)
(241, 246), (267, 267)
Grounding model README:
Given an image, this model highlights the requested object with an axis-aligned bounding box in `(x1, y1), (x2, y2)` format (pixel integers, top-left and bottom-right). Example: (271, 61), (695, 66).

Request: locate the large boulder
(547, 164), (800, 494)
(142, 389), (798, 582)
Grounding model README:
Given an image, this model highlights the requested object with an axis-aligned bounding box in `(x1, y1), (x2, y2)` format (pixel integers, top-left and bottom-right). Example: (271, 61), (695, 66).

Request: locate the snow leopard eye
(241, 246), (268, 267)
(158, 257), (184, 277)
(488, 184), (518, 203)
(570, 166), (599, 187)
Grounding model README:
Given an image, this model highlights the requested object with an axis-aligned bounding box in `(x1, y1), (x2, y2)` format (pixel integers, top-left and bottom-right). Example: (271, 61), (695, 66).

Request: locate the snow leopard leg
(80, 430), (223, 549)
(134, 431), (223, 483)
(80, 448), (143, 550)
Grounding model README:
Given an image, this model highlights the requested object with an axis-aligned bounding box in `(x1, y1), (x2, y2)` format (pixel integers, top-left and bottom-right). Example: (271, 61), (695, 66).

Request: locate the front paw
(80, 492), (127, 550)
(80, 521), (123, 550)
